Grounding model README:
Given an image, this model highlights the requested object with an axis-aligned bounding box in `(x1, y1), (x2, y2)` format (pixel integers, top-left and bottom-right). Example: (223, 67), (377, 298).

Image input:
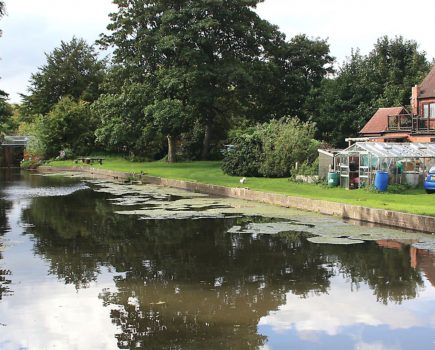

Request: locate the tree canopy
(311, 36), (430, 146)
(97, 0), (333, 161)
(29, 97), (97, 158)
(21, 37), (106, 116)
(16, 1), (433, 165)
(0, 90), (13, 133)
(0, 2), (11, 133)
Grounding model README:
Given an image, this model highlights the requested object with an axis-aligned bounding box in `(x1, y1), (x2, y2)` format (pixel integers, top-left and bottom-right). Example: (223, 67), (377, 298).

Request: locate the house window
(423, 103), (435, 119)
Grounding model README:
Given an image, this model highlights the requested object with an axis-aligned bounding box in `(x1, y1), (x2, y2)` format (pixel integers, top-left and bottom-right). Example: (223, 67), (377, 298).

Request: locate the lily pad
(138, 210), (228, 220)
(74, 177), (435, 247)
(307, 236), (365, 245)
(89, 182), (208, 199)
(227, 222), (310, 235)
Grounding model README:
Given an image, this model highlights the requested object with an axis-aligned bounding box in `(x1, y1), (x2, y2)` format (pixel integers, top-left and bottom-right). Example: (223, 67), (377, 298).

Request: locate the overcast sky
(1, 0), (435, 103)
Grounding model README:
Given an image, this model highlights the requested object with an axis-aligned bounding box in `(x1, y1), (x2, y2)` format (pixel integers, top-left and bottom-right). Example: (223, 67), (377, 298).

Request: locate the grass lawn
(48, 158), (435, 216)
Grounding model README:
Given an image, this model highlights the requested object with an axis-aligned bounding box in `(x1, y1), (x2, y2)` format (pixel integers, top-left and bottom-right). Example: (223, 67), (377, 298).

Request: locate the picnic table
(75, 157), (104, 165)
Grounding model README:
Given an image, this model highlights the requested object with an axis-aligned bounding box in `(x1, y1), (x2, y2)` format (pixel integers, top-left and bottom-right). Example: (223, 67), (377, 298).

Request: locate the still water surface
(0, 170), (435, 350)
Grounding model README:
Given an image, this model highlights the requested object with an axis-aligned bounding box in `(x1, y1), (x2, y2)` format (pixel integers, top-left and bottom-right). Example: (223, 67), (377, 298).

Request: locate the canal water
(0, 169), (435, 350)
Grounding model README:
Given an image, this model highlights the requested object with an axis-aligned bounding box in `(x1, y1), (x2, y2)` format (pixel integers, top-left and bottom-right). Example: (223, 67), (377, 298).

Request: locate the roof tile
(419, 65), (435, 99)
(359, 107), (405, 134)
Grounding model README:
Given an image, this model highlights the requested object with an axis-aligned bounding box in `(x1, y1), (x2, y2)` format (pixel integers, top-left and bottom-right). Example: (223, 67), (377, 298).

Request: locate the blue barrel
(374, 171), (389, 192)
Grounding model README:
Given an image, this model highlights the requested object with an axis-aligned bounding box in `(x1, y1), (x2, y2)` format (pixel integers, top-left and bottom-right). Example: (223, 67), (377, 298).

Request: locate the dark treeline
(0, 0), (432, 165)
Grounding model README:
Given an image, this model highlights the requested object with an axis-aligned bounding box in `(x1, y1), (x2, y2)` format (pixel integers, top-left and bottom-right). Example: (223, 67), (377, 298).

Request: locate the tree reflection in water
(0, 175), (13, 301)
(21, 185), (426, 349)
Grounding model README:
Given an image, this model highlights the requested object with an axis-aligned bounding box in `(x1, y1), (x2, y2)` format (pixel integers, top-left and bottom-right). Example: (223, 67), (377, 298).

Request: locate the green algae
(89, 179), (435, 247)
(91, 181), (207, 198)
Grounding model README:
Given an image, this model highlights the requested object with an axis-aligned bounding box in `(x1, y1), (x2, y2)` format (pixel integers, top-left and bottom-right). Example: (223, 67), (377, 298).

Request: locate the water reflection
(0, 260), (12, 302)
(0, 171), (434, 349)
(0, 170), (14, 301)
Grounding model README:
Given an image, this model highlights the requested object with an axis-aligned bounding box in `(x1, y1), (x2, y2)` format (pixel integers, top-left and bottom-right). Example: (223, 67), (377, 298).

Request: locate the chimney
(411, 85), (420, 115)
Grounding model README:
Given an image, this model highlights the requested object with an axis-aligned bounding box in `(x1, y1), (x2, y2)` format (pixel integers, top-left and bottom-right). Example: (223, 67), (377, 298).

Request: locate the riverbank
(39, 162), (435, 233)
(47, 159), (435, 215)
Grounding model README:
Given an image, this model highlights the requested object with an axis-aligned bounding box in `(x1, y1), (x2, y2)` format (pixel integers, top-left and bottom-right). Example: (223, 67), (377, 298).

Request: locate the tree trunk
(167, 135), (176, 163)
(201, 124), (211, 160)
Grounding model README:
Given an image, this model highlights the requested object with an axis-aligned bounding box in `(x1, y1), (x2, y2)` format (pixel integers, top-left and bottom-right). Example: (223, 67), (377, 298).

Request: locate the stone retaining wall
(38, 165), (435, 234)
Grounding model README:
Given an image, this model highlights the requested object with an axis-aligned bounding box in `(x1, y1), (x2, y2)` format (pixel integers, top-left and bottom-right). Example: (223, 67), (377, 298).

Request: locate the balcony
(387, 114), (435, 134)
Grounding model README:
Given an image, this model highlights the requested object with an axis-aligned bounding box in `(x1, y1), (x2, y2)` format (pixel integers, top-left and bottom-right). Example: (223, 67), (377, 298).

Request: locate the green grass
(47, 157), (435, 216)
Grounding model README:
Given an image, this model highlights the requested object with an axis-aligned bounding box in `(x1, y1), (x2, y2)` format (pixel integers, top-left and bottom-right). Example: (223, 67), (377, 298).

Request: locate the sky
(1, 0), (435, 103)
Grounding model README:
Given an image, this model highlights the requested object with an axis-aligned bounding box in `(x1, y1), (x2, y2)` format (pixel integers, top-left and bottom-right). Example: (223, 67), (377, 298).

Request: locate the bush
(222, 117), (320, 178)
(259, 118), (319, 177)
(17, 118), (46, 158)
(41, 97), (97, 158)
(21, 97), (98, 159)
(386, 183), (412, 193)
(20, 159), (44, 170)
(292, 158), (320, 176)
(221, 131), (262, 177)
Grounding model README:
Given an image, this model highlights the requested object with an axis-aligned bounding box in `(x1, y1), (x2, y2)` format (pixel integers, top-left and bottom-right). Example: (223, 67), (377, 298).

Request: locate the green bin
(327, 172), (340, 187)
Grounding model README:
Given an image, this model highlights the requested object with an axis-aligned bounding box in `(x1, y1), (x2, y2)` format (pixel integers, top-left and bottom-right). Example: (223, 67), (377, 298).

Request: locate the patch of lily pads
(89, 180), (207, 199)
(306, 236), (365, 245)
(39, 172), (85, 178)
(227, 222), (310, 235)
(87, 180), (435, 248)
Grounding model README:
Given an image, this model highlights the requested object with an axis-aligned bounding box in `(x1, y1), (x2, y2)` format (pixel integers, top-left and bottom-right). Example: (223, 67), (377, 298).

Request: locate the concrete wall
(38, 165), (435, 234)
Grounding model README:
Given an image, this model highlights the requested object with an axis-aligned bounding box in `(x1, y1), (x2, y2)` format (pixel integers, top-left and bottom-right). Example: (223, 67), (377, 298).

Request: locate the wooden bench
(75, 157), (104, 165)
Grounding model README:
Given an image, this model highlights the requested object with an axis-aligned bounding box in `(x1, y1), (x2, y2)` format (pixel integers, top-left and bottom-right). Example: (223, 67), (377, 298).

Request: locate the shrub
(221, 131), (262, 177)
(21, 97), (98, 159)
(41, 97), (97, 158)
(20, 159), (44, 170)
(292, 158), (320, 176)
(222, 117), (320, 178)
(259, 118), (319, 177)
(17, 118), (46, 158)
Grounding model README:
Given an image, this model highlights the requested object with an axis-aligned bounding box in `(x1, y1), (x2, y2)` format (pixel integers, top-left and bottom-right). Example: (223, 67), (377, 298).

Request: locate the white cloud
(256, 0), (435, 63)
(0, 185), (121, 350)
(259, 275), (435, 337)
(1, 0), (435, 103)
(0, 274), (120, 350)
(0, 0), (115, 102)
(353, 341), (400, 350)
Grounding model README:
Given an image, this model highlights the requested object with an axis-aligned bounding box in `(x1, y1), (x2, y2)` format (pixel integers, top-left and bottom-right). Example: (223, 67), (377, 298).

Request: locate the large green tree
(99, 0), (333, 161)
(93, 81), (164, 158)
(245, 34), (334, 123)
(0, 90), (13, 133)
(0, 1), (11, 133)
(21, 37), (106, 116)
(312, 36), (430, 146)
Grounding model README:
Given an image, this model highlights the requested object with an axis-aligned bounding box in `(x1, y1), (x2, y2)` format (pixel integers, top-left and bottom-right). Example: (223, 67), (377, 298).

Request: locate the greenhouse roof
(1, 136), (30, 146)
(338, 142), (435, 158)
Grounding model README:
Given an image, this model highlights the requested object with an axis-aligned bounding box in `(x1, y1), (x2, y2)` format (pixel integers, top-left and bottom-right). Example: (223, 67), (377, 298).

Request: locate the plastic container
(327, 172), (340, 187)
(404, 171), (419, 188)
(374, 171), (389, 192)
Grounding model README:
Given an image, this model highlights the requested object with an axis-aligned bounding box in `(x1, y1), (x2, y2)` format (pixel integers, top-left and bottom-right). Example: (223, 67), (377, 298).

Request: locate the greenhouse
(334, 142), (435, 189)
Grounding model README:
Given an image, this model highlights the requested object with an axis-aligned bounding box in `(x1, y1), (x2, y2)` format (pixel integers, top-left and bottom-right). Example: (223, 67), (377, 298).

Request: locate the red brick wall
(408, 135), (435, 142)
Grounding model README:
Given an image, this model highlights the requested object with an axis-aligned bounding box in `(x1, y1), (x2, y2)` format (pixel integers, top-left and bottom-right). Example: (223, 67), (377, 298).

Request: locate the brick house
(359, 66), (435, 142)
